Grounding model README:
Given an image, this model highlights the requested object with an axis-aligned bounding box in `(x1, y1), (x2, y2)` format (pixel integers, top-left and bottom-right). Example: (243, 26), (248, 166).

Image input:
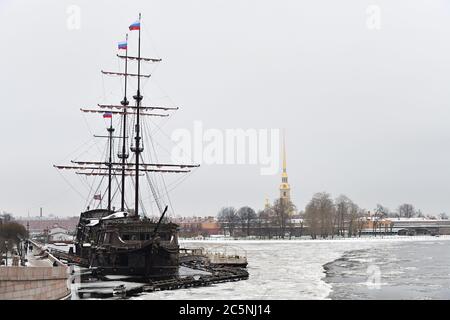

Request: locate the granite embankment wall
(0, 266), (70, 300)
(0, 241), (70, 300)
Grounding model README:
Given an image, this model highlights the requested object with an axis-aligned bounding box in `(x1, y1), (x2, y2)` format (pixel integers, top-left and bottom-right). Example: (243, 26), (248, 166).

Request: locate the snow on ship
(54, 14), (199, 278)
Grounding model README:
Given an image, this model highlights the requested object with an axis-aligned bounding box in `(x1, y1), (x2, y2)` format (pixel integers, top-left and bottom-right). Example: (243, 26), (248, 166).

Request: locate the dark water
(324, 240), (450, 299)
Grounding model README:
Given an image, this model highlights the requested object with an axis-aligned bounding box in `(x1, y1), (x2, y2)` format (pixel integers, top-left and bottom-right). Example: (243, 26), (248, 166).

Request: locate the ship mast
(133, 13), (143, 216)
(119, 33), (130, 211)
(54, 14), (200, 215)
(107, 118), (114, 211)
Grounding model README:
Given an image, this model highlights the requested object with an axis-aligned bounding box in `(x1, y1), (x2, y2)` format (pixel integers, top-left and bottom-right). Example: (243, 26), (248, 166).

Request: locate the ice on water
(134, 236), (450, 300)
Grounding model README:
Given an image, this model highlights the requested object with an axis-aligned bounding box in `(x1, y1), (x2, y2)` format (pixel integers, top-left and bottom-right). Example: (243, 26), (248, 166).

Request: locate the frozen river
(133, 236), (450, 300)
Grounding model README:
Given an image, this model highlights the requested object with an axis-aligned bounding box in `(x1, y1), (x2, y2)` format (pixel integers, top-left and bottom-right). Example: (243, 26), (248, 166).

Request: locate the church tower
(264, 198), (271, 210)
(279, 133), (291, 204)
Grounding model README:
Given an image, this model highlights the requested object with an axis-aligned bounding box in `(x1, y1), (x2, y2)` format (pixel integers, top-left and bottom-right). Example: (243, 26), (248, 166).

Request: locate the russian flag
(118, 41), (127, 50)
(103, 112), (112, 119)
(129, 21), (140, 31)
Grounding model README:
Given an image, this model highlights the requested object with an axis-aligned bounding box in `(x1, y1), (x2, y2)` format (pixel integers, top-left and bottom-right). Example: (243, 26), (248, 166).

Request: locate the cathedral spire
(280, 130), (290, 202)
(281, 130), (288, 183)
(282, 131), (287, 174)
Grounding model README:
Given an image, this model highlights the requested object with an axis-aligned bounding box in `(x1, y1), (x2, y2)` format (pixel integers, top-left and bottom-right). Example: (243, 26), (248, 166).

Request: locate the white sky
(1, 0), (450, 217)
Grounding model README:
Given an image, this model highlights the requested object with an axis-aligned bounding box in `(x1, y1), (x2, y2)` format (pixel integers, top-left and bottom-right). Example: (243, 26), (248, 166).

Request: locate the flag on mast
(129, 21), (140, 31)
(94, 194), (102, 200)
(103, 112), (112, 119)
(118, 41), (127, 50)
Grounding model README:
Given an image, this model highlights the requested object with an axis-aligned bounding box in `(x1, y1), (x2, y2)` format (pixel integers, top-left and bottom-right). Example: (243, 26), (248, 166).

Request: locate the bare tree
(0, 222), (27, 244)
(375, 204), (390, 218)
(256, 210), (265, 239)
(397, 204), (416, 218)
(439, 212), (449, 220)
(237, 206), (257, 237)
(217, 207), (238, 237)
(304, 197), (319, 239)
(272, 199), (296, 239)
(335, 195), (353, 237)
(298, 210), (305, 237)
(356, 215), (366, 237)
(305, 192), (334, 239)
(0, 213), (13, 224)
(346, 203), (361, 237)
(319, 193), (335, 238)
(265, 209), (274, 239)
(1, 221), (28, 264)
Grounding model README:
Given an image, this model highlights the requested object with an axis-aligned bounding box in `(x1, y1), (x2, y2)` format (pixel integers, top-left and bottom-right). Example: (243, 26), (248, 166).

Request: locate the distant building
(359, 216), (394, 235)
(174, 216), (221, 237)
(47, 224), (73, 243)
(15, 216), (79, 235)
(390, 217), (450, 235)
(49, 224), (69, 236)
(0, 212), (13, 224)
(358, 216), (450, 235)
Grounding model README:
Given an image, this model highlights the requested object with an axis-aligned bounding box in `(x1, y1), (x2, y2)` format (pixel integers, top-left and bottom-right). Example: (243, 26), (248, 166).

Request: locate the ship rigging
(54, 14), (199, 278)
(55, 13), (198, 217)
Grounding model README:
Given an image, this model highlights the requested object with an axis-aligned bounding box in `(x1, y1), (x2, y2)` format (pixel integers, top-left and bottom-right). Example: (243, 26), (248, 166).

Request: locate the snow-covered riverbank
(180, 234), (450, 244)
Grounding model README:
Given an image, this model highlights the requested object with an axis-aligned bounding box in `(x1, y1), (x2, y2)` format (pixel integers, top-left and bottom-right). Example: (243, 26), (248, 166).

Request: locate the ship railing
(204, 245), (247, 259)
(179, 247), (205, 257)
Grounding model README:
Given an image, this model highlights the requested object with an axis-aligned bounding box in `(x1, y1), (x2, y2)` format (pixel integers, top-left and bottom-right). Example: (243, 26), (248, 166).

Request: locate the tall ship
(54, 14), (199, 278)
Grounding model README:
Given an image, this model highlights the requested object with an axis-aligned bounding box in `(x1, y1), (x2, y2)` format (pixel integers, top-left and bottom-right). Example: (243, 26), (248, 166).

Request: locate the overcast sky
(1, 0), (450, 218)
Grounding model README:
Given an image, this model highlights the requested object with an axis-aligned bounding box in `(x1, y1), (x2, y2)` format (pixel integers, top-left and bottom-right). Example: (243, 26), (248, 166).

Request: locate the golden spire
(282, 130), (287, 174)
(282, 130), (288, 180)
(279, 130), (292, 210)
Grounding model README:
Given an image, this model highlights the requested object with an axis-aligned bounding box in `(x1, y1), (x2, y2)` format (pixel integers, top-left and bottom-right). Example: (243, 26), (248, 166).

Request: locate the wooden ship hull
(93, 241), (179, 278)
(72, 209), (180, 278)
